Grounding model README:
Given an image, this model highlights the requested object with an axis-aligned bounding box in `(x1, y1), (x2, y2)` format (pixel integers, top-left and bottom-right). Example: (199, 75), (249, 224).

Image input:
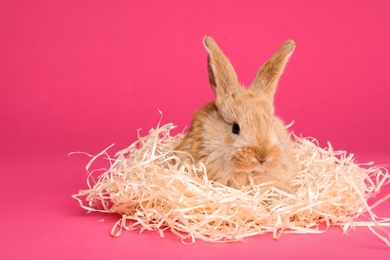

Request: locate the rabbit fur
(175, 36), (297, 191)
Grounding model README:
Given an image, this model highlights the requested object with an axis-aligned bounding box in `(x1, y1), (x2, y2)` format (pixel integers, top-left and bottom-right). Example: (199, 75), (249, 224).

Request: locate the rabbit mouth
(232, 158), (267, 173)
(232, 153), (283, 177)
(232, 147), (278, 172)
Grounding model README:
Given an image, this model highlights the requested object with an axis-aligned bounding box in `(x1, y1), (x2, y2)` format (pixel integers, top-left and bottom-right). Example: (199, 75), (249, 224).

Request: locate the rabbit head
(175, 36), (297, 191)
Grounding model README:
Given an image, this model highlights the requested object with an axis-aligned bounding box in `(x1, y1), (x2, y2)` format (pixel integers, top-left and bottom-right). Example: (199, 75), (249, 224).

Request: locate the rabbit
(175, 36), (297, 191)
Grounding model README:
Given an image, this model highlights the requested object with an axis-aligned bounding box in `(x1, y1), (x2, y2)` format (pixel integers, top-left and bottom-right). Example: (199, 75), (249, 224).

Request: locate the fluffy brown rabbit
(175, 36), (297, 191)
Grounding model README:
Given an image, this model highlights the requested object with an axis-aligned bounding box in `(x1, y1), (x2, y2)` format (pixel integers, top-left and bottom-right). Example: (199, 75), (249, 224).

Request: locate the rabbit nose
(259, 160), (265, 165)
(255, 156), (266, 165)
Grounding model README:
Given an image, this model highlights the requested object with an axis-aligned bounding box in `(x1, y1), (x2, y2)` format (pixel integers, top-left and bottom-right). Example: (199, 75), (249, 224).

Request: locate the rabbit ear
(204, 36), (239, 98)
(251, 40), (295, 99)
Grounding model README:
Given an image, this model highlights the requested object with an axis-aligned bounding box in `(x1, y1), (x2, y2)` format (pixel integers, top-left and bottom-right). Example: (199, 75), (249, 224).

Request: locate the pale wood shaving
(72, 122), (390, 246)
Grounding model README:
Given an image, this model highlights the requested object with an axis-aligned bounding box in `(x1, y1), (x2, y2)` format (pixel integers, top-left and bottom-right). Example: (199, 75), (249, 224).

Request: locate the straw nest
(72, 121), (390, 245)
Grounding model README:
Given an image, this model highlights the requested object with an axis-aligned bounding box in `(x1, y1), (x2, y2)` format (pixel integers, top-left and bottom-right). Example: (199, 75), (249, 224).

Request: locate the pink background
(1, 0), (390, 259)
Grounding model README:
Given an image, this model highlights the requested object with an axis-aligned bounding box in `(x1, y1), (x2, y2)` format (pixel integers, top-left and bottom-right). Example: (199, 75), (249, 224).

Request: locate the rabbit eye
(232, 123), (240, 135)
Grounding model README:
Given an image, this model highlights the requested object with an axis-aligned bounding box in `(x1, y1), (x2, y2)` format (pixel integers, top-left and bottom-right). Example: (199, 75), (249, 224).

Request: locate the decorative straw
(72, 122), (390, 245)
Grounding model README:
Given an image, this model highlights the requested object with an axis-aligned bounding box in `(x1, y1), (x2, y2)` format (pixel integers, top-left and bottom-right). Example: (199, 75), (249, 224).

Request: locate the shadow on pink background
(1, 0), (390, 259)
